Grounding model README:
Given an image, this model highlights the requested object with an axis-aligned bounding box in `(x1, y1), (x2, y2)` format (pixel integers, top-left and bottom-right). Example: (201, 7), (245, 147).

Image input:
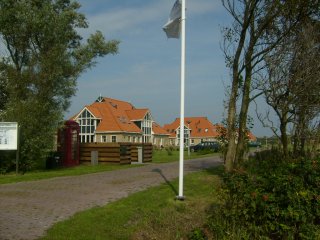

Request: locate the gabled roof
(72, 97), (147, 133)
(126, 109), (149, 121)
(152, 122), (170, 135)
(163, 117), (220, 138)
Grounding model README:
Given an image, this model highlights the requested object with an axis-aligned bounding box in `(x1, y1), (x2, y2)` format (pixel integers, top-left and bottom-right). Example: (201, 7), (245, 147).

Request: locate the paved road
(0, 156), (222, 240)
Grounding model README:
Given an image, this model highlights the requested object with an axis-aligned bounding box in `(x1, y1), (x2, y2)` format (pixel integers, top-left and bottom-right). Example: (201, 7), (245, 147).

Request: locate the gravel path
(0, 156), (222, 240)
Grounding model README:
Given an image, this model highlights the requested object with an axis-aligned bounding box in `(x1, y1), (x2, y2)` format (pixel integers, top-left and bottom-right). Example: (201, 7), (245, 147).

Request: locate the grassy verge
(0, 150), (218, 185)
(40, 166), (224, 240)
(0, 164), (141, 185)
(152, 149), (218, 163)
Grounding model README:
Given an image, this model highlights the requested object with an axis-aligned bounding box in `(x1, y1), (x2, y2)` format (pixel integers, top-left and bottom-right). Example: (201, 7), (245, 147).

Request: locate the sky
(66, 0), (272, 137)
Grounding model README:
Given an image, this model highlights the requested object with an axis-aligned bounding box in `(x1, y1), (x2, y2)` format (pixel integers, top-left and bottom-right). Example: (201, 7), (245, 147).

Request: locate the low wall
(79, 143), (152, 164)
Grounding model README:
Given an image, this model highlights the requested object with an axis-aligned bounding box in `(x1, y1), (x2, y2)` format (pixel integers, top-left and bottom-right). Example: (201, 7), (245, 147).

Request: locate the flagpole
(177, 0), (186, 200)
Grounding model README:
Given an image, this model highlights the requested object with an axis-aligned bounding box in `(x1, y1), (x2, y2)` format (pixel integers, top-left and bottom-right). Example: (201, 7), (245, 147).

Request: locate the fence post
(91, 151), (98, 165)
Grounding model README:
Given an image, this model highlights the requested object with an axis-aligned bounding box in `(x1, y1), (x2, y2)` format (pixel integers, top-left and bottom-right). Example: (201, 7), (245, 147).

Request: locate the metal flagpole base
(175, 196), (185, 201)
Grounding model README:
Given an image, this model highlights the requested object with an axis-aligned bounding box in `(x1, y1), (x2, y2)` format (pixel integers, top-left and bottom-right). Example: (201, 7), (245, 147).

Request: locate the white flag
(163, 0), (181, 38)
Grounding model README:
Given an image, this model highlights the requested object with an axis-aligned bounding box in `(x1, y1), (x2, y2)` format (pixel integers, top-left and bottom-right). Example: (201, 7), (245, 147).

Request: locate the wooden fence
(79, 143), (152, 164)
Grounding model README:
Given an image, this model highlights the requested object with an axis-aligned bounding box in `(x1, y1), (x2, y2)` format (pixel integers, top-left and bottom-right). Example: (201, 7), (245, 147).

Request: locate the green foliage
(209, 149), (320, 239)
(0, 0), (119, 171)
(0, 151), (15, 174)
(188, 228), (208, 240)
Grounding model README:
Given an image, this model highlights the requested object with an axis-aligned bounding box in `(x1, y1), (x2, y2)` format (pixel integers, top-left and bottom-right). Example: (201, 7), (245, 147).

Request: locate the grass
(0, 164), (141, 185)
(152, 149), (218, 163)
(0, 150), (218, 185)
(39, 166), (224, 240)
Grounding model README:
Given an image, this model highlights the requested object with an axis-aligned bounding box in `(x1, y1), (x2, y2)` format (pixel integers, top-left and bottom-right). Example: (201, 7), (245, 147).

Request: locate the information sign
(0, 122), (18, 150)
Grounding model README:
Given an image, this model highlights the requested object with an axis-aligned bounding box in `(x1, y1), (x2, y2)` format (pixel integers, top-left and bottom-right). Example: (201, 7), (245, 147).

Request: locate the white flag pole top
(163, 0), (182, 38)
(163, 0), (186, 200)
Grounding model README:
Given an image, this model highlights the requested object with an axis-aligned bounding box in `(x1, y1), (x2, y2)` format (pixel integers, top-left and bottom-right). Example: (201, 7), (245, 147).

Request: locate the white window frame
(77, 109), (99, 143)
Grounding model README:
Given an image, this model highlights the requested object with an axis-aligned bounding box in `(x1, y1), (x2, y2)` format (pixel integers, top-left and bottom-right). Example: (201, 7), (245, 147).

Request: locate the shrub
(0, 151), (16, 174)
(188, 228), (208, 240)
(209, 149), (320, 239)
(165, 147), (173, 156)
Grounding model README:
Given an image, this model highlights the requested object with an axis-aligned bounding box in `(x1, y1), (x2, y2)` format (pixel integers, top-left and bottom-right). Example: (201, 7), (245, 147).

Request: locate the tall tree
(222, 0), (284, 171)
(290, 21), (320, 155)
(222, 0), (318, 170)
(0, 0), (119, 171)
(261, 17), (320, 157)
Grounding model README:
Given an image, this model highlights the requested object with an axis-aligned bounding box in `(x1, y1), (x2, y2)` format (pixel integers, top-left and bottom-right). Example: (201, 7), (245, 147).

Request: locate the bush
(0, 151), (16, 174)
(165, 146), (174, 156)
(209, 149), (320, 239)
(188, 228), (208, 240)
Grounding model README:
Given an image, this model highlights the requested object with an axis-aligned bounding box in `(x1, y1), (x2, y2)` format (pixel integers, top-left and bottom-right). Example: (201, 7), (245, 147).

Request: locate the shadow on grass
(152, 168), (178, 196)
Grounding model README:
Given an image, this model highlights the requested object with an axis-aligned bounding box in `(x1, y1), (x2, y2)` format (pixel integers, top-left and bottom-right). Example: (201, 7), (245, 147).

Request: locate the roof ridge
(102, 97), (134, 107)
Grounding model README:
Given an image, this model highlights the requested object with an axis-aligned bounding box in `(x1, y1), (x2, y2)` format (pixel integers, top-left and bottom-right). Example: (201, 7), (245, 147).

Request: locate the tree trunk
(236, 29), (254, 164)
(236, 77), (251, 165)
(223, 0), (253, 172)
(280, 119), (289, 158)
(225, 101), (237, 172)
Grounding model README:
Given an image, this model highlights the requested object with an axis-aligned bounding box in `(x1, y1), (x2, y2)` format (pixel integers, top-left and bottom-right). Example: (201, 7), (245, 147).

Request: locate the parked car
(248, 141), (262, 147)
(190, 141), (220, 152)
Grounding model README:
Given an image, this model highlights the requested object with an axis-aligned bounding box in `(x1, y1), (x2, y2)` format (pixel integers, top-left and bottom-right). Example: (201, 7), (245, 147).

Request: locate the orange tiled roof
(247, 131), (257, 141)
(126, 109), (148, 121)
(163, 117), (220, 138)
(214, 124), (257, 141)
(72, 97), (148, 133)
(152, 122), (170, 135)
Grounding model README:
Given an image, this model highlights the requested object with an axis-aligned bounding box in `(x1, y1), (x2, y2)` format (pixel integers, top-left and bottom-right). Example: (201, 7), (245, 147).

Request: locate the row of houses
(70, 96), (256, 147)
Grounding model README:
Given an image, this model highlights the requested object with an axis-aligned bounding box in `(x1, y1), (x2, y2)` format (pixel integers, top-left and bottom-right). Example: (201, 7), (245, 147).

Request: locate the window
(77, 109), (98, 143)
(141, 112), (152, 143)
(102, 136), (107, 142)
(112, 136), (117, 143)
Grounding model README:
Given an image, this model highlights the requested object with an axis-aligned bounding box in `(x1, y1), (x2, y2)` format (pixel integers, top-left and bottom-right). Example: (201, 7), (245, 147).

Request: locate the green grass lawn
(0, 164), (141, 185)
(39, 166), (224, 240)
(152, 149), (218, 163)
(0, 150), (218, 185)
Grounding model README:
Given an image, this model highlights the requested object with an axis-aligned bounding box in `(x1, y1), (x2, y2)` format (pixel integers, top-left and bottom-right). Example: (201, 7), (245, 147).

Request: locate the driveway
(0, 156), (222, 240)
